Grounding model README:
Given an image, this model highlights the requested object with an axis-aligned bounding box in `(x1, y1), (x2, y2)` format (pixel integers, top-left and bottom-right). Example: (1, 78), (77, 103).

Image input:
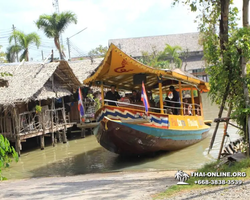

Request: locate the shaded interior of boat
(84, 44), (209, 117)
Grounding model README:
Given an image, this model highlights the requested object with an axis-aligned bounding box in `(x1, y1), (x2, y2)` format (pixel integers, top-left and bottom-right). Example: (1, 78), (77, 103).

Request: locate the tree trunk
(242, 0), (250, 155)
(26, 49), (29, 61)
(220, 0), (230, 51)
(54, 37), (64, 60)
(209, 0), (230, 151)
(243, 0), (249, 27)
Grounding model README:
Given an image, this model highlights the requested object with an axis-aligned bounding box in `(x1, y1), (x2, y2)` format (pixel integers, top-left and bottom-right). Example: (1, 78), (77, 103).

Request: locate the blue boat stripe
(122, 123), (209, 139)
(160, 136), (202, 140)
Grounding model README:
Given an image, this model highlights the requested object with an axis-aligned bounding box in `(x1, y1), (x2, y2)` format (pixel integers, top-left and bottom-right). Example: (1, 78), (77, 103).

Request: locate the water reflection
(3, 93), (241, 179)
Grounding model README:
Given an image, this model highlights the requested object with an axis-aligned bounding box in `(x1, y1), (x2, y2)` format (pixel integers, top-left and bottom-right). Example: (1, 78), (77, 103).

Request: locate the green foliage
(8, 30), (41, 62)
(94, 98), (101, 111)
(0, 134), (18, 180)
(0, 46), (6, 63)
(0, 66), (17, 180)
(35, 105), (42, 113)
(36, 11), (77, 38)
(0, 72), (12, 77)
(87, 93), (101, 111)
(88, 45), (108, 57)
(136, 44), (182, 69)
(36, 11), (77, 60)
(173, 0), (250, 138)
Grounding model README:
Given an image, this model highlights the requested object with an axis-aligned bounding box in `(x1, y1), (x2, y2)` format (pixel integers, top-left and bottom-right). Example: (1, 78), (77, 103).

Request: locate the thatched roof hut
(68, 58), (103, 85)
(0, 60), (81, 106)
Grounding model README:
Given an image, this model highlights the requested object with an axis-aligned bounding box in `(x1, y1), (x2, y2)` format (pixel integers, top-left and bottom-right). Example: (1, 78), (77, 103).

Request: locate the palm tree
(36, 11), (77, 60)
(158, 44), (182, 69)
(8, 31), (41, 61)
(6, 45), (22, 63)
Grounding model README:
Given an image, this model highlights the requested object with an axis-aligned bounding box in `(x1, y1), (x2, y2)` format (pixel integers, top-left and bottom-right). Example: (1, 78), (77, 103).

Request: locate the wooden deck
(19, 123), (75, 140)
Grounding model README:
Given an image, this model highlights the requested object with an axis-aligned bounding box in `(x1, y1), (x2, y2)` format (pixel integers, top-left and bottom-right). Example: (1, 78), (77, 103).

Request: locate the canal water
(3, 93), (241, 180)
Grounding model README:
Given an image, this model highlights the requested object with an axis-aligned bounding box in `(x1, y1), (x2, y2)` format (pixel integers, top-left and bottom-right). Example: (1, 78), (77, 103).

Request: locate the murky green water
(3, 93), (240, 180)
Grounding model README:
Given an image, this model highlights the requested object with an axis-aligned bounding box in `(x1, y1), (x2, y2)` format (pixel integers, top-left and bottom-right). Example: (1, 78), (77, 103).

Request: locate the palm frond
(26, 32), (41, 48)
(56, 11), (78, 33)
(9, 30), (26, 47)
(35, 14), (56, 38)
(36, 11), (77, 60)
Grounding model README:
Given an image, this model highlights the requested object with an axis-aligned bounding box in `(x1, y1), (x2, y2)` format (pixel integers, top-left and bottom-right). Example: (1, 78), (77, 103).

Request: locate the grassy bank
(154, 158), (250, 199)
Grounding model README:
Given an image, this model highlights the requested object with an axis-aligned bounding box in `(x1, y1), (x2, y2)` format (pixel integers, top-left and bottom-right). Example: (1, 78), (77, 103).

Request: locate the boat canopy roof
(83, 44), (209, 92)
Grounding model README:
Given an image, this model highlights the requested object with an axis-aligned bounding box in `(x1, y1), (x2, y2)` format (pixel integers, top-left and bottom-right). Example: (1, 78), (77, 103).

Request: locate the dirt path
(0, 171), (180, 200)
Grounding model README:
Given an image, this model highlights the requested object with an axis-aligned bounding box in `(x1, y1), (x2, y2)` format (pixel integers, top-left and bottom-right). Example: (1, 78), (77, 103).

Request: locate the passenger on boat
(164, 96), (173, 114)
(105, 85), (121, 106)
(164, 96), (172, 107)
(183, 98), (192, 116)
(130, 90), (141, 103)
(170, 86), (181, 115)
(196, 106), (201, 116)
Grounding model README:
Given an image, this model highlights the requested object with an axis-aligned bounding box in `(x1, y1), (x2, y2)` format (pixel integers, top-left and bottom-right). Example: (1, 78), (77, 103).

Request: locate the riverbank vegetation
(172, 0), (250, 147)
(0, 135), (18, 180)
(154, 158), (250, 199)
(154, 0), (250, 198)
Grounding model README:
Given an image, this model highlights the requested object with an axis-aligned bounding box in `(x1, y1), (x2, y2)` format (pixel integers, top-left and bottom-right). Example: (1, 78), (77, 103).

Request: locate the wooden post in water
(40, 135), (45, 150)
(62, 126), (67, 143)
(51, 107), (55, 147)
(62, 97), (67, 143)
(14, 107), (21, 156)
(217, 104), (232, 160)
(40, 111), (45, 150)
(51, 73), (55, 147)
(179, 81), (183, 115)
(81, 128), (85, 138)
(191, 86), (195, 116)
(56, 131), (62, 143)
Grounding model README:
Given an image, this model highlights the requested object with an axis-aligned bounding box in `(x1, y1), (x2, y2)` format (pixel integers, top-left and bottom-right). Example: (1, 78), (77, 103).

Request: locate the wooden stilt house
(0, 60), (81, 155)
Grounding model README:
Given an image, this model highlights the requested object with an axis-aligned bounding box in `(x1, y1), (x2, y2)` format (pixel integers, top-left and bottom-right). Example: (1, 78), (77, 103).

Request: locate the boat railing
(103, 99), (201, 115)
(164, 99), (201, 115)
(104, 99), (162, 112)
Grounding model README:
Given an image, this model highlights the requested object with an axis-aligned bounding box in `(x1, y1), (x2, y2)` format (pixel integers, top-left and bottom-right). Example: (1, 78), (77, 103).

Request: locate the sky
(0, 0), (243, 62)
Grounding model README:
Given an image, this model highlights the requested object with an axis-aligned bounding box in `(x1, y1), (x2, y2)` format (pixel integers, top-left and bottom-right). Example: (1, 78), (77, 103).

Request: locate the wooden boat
(83, 44), (211, 155)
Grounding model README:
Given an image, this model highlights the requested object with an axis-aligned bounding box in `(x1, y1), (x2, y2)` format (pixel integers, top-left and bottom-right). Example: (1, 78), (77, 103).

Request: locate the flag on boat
(78, 87), (85, 121)
(141, 81), (150, 113)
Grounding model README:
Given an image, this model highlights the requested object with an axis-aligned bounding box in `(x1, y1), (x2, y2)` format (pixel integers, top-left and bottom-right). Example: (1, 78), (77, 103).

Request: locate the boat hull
(95, 118), (210, 155)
